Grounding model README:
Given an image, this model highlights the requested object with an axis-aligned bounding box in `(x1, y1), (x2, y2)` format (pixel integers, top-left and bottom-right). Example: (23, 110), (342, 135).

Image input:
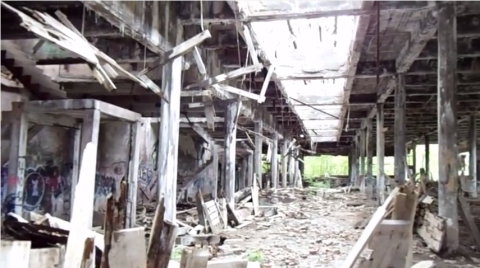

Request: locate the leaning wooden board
(203, 200), (224, 234)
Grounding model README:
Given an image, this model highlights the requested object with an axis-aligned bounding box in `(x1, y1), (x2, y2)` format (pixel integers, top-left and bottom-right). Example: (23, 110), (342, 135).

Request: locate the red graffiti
(7, 175), (18, 187)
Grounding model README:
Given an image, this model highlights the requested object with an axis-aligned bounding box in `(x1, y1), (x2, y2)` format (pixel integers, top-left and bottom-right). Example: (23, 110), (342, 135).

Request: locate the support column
(154, 53), (182, 266)
(425, 135), (430, 175)
(412, 143), (417, 176)
(437, 1), (458, 253)
(223, 102), (239, 208)
(359, 129), (366, 177)
(126, 121), (142, 228)
(366, 119), (373, 195)
(281, 140), (288, 188)
(376, 103), (385, 205)
(247, 153), (253, 187)
(240, 157), (247, 190)
(271, 133), (279, 188)
(212, 145), (219, 199)
(469, 114), (477, 198)
(288, 147), (295, 186)
(6, 102), (28, 215)
(81, 109), (101, 228)
(353, 136), (360, 186)
(254, 120), (263, 186)
(394, 74), (406, 185)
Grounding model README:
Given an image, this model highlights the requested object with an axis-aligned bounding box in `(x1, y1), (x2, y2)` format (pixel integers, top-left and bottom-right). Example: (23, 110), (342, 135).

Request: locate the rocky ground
(213, 188), (480, 268)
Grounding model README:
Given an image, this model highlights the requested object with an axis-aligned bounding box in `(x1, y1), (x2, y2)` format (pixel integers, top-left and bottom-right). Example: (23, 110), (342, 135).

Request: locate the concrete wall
(1, 118), (216, 218)
(1, 126), (72, 220)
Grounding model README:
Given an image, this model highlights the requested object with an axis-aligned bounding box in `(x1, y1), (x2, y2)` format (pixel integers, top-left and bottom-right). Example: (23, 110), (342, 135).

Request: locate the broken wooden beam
(140, 30), (211, 75)
(184, 65), (262, 90)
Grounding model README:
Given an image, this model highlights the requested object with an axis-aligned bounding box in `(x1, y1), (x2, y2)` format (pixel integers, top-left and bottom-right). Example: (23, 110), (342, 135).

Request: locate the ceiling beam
(359, 4), (438, 131)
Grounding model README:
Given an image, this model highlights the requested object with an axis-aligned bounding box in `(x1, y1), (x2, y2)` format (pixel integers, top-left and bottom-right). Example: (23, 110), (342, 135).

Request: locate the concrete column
(437, 1), (459, 253)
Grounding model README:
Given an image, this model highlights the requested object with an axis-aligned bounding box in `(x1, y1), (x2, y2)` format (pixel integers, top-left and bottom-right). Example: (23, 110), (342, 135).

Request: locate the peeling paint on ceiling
(237, 1), (361, 142)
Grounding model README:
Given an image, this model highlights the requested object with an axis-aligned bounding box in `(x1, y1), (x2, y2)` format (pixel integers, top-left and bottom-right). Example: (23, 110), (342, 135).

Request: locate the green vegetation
(170, 246), (184, 260)
(302, 144), (442, 180)
(246, 249), (264, 263)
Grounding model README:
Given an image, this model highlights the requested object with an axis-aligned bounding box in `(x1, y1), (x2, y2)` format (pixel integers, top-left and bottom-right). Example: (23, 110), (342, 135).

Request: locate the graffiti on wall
(1, 161), (71, 219)
(94, 161), (127, 212)
(137, 163), (156, 202)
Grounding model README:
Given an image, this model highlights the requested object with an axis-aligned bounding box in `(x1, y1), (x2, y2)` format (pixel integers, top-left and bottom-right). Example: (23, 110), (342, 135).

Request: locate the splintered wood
(342, 185), (418, 268)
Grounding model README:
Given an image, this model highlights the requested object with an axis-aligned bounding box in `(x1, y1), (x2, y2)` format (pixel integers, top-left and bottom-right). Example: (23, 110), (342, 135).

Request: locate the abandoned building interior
(2, 1), (480, 268)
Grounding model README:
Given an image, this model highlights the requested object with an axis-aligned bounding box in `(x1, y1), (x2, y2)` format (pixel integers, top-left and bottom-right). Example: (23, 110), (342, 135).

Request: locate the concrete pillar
(376, 103), (385, 204)
(437, 1), (459, 253)
(394, 74), (406, 185)
(468, 114), (477, 198)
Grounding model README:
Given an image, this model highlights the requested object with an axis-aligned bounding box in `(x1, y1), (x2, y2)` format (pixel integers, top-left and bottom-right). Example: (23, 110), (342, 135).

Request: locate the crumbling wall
(1, 126), (72, 220)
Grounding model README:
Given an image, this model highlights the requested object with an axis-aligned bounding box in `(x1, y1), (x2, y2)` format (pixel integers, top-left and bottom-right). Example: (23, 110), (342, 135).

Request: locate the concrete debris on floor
(2, 183), (480, 268)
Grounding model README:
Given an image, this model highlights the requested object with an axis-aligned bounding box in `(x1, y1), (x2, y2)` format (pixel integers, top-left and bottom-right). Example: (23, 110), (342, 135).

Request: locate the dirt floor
(215, 188), (480, 267)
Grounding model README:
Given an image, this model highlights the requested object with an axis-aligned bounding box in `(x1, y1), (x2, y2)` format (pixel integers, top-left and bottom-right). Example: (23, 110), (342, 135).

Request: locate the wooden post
(348, 147), (353, 183)
(127, 121), (142, 228)
(394, 74), (406, 185)
(281, 140), (288, 188)
(366, 119), (373, 191)
(271, 132), (278, 188)
(70, 124), (82, 220)
(376, 103), (385, 205)
(223, 101), (239, 208)
(154, 52), (182, 266)
(425, 135), (430, 175)
(412, 142), (417, 176)
(6, 102), (28, 216)
(360, 129), (366, 176)
(469, 114), (477, 198)
(80, 109), (101, 227)
(288, 147), (295, 186)
(247, 153), (253, 187)
(240, 157), (247, 189)
(353, 135), (360, 186)
(254, 120), (263, 186)
(157, 55), (183, 220)
(437, 1), (459, 254)
(212, 145), (219, 199)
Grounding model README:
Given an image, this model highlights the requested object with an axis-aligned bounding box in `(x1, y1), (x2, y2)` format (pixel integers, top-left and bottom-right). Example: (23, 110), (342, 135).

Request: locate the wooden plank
(193, 46), (207, 76)
(341, 187), (399, 268)
(258, 65), (274, 103)
(241, 25), (261, 68)
(437, 1), (459, 253)
(127, 121), (142, 227)
(147, 198), (179, 268)
(247, 153), (254, 187)
(416, 211), (445, 253)
(458, 195), (480, 250)
(179, 247), (209, 268)
(185, 65), (262, 90)
(140, 30), (211, 75)
(101, 194), (115, 268)
(215, 85), (262, 101)
(6, 102), (28, 215)
(108, 227), (147, 268)
(64, 142), (98, 268)
(203, 200), (224, 234)
(224, 101), (240, 208)
(28, 247), (63, 268)
(0, 240), (31, 268)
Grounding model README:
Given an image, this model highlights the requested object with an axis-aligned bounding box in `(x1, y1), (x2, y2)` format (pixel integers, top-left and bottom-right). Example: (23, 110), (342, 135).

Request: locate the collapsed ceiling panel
(238, 1), (361, 143)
